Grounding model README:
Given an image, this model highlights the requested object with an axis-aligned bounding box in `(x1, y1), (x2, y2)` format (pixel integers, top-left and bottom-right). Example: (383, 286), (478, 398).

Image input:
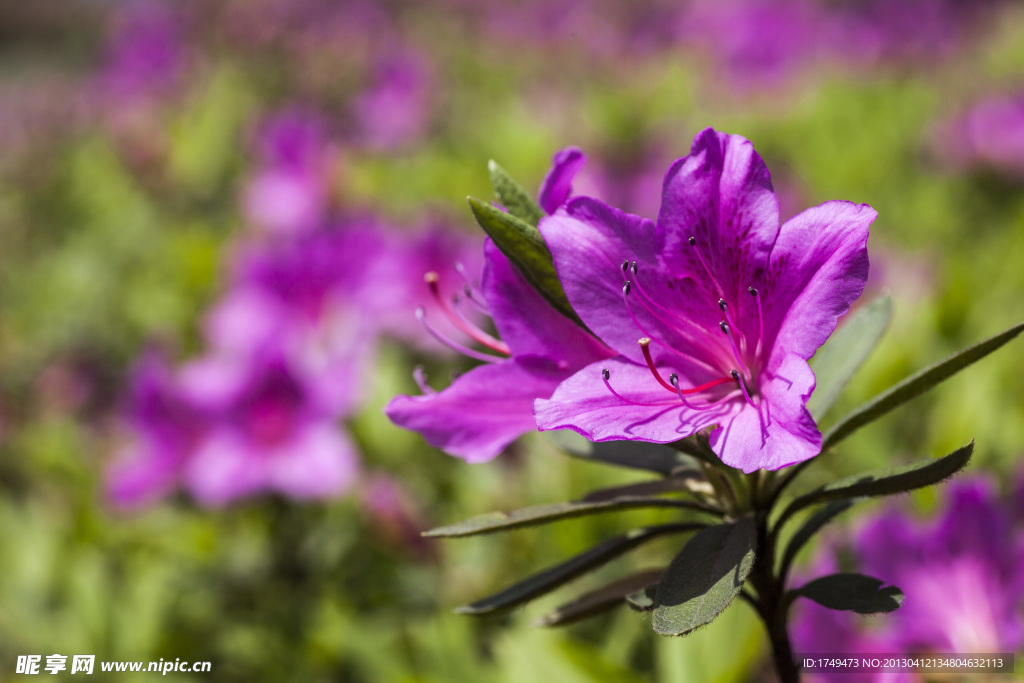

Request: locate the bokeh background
(1, 1), (1024, 681)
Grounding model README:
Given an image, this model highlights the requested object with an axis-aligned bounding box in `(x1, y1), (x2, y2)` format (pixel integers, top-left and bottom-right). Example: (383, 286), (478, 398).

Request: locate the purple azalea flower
(680, 0), (841, 89)
(242, 110), (333, 236)
(367, 223), (486, 351)
(794, 476), (1024, 681)
(384, 147), (611, 461)
(107, 346), (360, 508)
(351, 50), (433, 151)
(535, 128), (876, 472)
(538, 147), (587, 214)
(385, 238), (613, 463)
(175, 349), (359, 506)
(944, 93), (1024, 179)
(101, 1), (186, 103)
(107, 350), (204, 508)
(205, 222), (384, 416)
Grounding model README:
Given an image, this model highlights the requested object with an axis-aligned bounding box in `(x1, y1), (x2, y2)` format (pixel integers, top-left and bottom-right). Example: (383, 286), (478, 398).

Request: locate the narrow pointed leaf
(794, 573), (903, 614)
(535, 569), (664, 627)
(424, 495), (718, 539)
(549, 431), (694, 475)
(823, 320), (1024, 449)
(467, 197), (581, 325)
(777, 441), (973, 529)
(580, 473), (710, 503)
(778, 499), (856, 578)
(455, 523), (704, 615)
(808, 295), (892, 420)
(488, 160), (545, 226)
(652, 517), (758, 636)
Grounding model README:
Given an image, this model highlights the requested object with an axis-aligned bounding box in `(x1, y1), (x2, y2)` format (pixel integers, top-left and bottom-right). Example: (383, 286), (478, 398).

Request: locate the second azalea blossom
(535, 128), (876, 472)
(384, 148), (612, 462)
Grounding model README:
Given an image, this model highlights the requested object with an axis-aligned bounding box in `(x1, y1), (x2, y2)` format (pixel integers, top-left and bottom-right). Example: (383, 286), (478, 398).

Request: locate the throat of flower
(638, 337), (733, 395)
(616, 252), (770, 411)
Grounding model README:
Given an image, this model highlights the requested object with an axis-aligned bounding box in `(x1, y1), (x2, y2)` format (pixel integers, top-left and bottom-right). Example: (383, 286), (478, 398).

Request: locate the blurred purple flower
(681, 0), (840, 89)
(361, 473), (436, 559)
(832, 0), (1004, 63)
(352, 51), (433, 150)
(176, 349), (359, 506)
(385, 237), (613, 463)
(794, 476), (1024, 681)
(107, 351), (205, 508)
(206, 221), (384, 414)
(243, 110), (334, 236)
(101, 1), (186, 102)
(107, 346), (360, 508)
(535, 128), (876, 472)
(942, 93), (1024, 179)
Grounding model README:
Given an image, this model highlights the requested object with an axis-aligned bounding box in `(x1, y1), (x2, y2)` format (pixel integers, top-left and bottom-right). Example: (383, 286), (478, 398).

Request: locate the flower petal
(708, 352), (820, 472)
(106, 441), (181, 509)
(534, 356), (729, 443)
(658, 128), (779, 305)
(538, 147), (586, 214)
(541, 198), (729, 377)
(385, 358), (563, 463)
(482, 239), (611, 368)
(265, 423), (360, 499)
(183, 428), (266, 506)
(764, 200), (875, 363)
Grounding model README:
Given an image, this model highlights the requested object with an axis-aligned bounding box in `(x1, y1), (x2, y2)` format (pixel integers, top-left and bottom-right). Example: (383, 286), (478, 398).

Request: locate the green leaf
(778, 499), (856, 578)
(455, 523), (703, 615)
(424, 495), (717, 539)
(823, 320), (1024, 449)
(488, 160), (545, 226)
(793, 573), (903, 614)
(808, 295), (892, 420)
(580, 473), (712, 503)
(651, 518), (758, 636)
(467, 197), (582, 325)
(549, 431), (695, 476)
(777, 441), (973, 529)
(535, 569), (664, 627)
(625, 584), (658, 612)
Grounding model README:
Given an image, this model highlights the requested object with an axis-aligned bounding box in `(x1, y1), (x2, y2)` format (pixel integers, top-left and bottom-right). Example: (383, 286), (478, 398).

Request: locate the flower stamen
(425, 272), (511, 355)
(669, 373), (736, 411)
(627, 260), (708, 340)
(688, 236), (725, 297)
(622, 279), (722, 375)
(748, 286), (764, 356)
(416, 307), (505, 363)
(601, 368), (678, 407)
(731, 369), (758, 410)
(719, 320), (749, 375)
(413, 365), (436, 394)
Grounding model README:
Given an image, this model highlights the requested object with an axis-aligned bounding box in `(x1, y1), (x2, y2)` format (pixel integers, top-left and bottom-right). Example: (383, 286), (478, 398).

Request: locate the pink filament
(425, 272), (510, 355)
(621, 284), (721, 375)
(601, 369), (679, 407)
(688, 237), (726, 298)
(416, 308), (505, 364)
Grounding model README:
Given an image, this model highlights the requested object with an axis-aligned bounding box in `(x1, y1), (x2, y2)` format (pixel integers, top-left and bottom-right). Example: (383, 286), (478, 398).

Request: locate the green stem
(749, 489), (800, 683)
